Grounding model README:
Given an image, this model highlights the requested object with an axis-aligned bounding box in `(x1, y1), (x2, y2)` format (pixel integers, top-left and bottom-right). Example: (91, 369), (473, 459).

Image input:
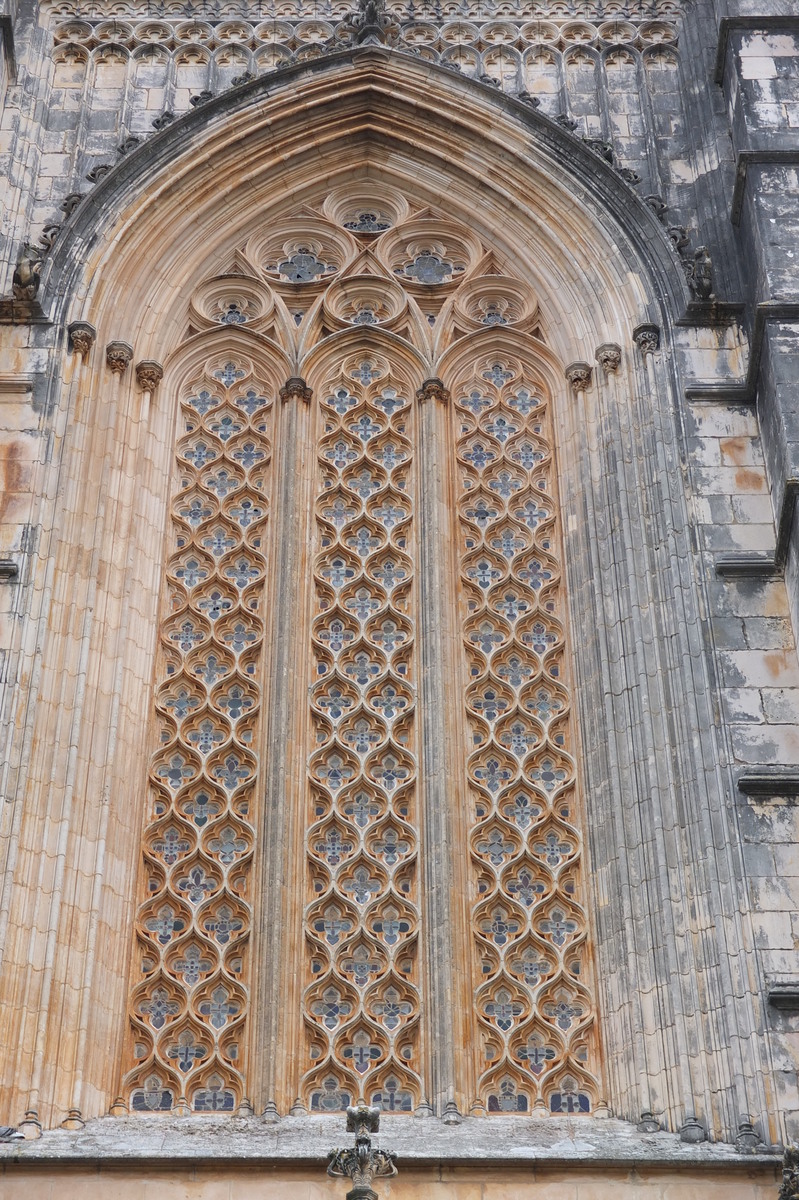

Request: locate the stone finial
(780, 1143), (799, 1200)
(678, 1115), (706, 1143)
(68, 321), (96, 361)
(595, 343), (621, 375)
(280, 377), (312, 404)
(416, 378), (450, 405)
(106, 341), (133, 374)
(632, 323), (660, 358)
(565, 362), (592, 393)
(735, 1117), (761, 1153)
(328, 1105), (397, 1200)
(637, 1110), (661, 1133)
(136, 360), (163, 392)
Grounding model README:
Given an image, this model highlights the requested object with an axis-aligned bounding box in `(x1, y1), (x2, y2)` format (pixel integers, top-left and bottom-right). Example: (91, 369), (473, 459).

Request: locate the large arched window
(120, 189), (601, 1119)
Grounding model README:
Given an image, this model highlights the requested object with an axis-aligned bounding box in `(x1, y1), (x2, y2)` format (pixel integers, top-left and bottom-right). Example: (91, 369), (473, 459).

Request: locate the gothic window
(122, 185), (600, 1117)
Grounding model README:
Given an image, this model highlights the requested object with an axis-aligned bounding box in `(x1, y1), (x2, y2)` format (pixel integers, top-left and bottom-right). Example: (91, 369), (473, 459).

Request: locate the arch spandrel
(47, 52), (685, 367)
(1, 49), (774, 1145)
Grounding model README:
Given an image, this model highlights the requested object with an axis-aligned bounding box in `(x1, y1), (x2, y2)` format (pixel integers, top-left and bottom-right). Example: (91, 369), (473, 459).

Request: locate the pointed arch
(0, 49), (773, 1146)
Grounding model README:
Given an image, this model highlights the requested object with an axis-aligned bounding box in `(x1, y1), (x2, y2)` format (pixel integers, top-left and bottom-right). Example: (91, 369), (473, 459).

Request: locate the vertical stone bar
(253, 376), (313, 1116)
(415, 377), (462, 1118)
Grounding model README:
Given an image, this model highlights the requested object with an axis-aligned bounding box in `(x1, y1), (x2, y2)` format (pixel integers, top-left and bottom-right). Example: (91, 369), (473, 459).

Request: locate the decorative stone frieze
(453, 350), (599, 1115)
(121, 347), (275, 1114)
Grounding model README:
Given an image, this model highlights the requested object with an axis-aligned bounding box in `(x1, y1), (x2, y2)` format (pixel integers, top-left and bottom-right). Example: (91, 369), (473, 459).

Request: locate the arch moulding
(0, 50), (773, 1145)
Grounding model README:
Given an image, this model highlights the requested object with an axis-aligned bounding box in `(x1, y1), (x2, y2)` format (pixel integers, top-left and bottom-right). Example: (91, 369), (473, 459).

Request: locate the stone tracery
(121, 189), (601, 1116)
(123, 345), (275, 1113)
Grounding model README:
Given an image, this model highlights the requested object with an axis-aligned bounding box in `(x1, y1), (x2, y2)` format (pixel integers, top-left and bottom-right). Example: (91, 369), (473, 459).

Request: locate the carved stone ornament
(151, 111), (176, 131)
(328, 1105), (398, 1200)
(60, 192), (84, 217)
(595, 343), (622, 375)
(135, 360), (164, 392)
(617, 167), (641, 187)
(684, 245), (714, 301)
(190, 90), (214, 108)
(565, 361), (593, 392)
(780, 1144), (799, 1200)
(106, 341), (133, 374)
(12, 252), (41, 301)
(583, 137), (614, 164)
(678, 1116), (706, 1144)
(86, 163), (112, 184)
(416, 377), (450, 405)
(280, 376), (313, 403)
(668, 225), (690, 253)
(339, 0), (399, 47)
(632, 323), (660, 358)
(68, 321), (96, 361)
(644, 194), (668, 222)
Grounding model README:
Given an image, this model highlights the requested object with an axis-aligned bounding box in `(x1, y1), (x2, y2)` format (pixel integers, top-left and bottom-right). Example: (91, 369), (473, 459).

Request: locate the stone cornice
(0, 1115), (781, 1168)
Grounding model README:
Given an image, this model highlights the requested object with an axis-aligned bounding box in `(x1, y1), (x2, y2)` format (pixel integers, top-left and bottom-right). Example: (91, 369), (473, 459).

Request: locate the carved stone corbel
(632, 323), (660, 358)
(106, 341), (133, 374)
(68, 321), (96, 361)
(328, 1105), (398, 1200)
(595, 343), (621, 375)
(135, 360), (163, 393)
(280, 376), (312, 403)
(564, 361), (592, 393)
(416, 377), (450, 404)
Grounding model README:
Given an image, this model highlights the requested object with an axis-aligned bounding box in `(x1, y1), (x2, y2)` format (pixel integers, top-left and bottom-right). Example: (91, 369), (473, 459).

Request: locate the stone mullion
(252, 376), (315, 1116)
(415, 377), (469, 1118)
